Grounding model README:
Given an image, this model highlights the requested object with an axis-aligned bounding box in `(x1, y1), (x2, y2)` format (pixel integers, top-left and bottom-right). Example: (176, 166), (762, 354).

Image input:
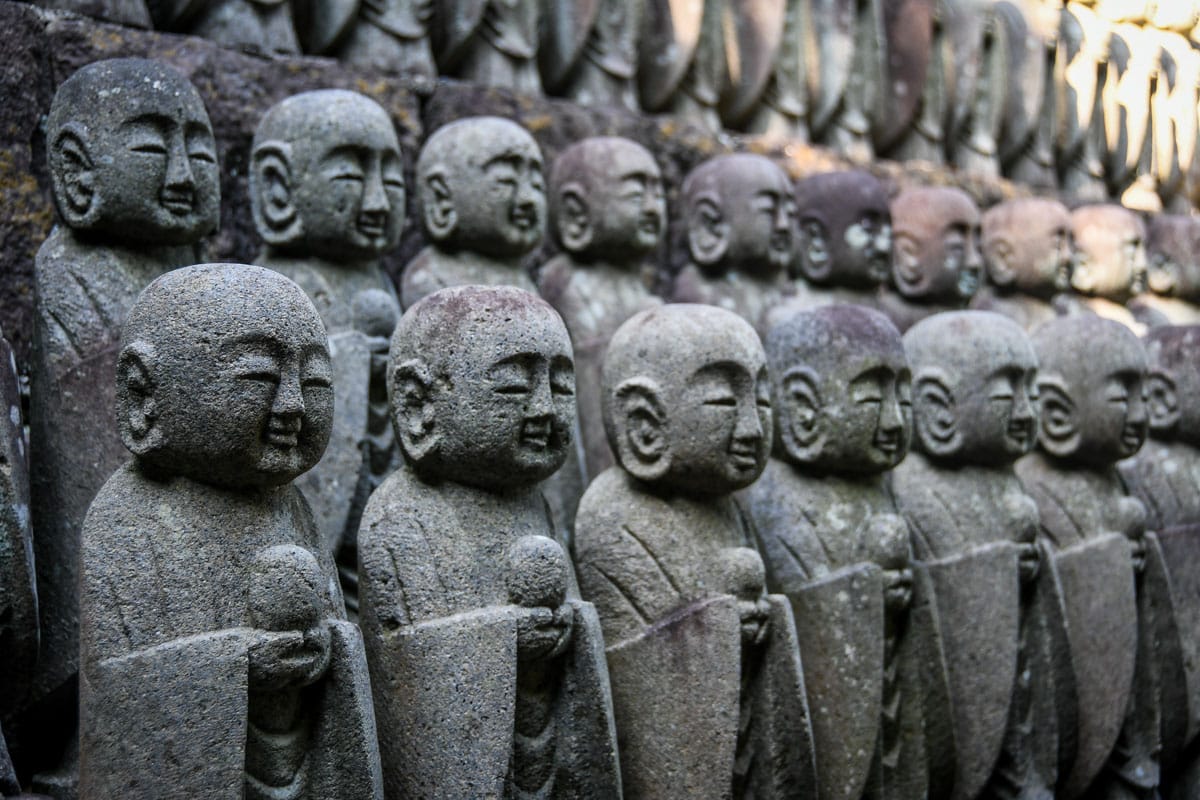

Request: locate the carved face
(686, 155), (795, 274)
(982, 199), (1074, 297)
(891, 188), (984, 302)
(1146, 215), (1200, 301)
(794, 171), (893, 288)
(951, 344), (1040, 462)
(1070, 205), (1147, 301)
(1144, 327), (1200, 447)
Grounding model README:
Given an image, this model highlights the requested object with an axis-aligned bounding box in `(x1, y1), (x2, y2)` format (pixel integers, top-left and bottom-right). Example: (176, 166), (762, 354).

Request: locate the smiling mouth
(867, 255), (890, 281)
(1121, 427), (1145, 451)
(958, 269), (981, 297)
(770, 233), (792, 252)
(728, 447), (760, 470)
(639, 215), (661, 235)
(160, 189), (195, 215)
(874, 433), (901, 455)
(521, 421), (552, 450)
(511, 208), (537, 231)
(1007, 421), (1034, 447)
(265, 418), (301, 449)
(358, 217), (387, 238)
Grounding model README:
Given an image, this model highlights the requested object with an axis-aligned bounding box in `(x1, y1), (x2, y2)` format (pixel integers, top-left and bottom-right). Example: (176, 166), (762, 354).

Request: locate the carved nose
(164, 136), (195, 191)
(362, 167), (389, 213)
(272, 370), (305, 418)
(879, 397), (903, 434)
(527, 377), (553, 418)
(733, 402), (764, 444)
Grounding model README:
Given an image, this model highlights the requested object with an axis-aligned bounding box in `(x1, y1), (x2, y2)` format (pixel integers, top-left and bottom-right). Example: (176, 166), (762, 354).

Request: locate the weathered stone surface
(1132, 214), (1200, 327)
(1065, 203), (1148, 332)
(432, 0), (539, 93)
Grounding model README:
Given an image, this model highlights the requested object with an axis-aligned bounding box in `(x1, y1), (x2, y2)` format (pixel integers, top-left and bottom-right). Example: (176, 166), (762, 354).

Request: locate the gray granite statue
(38, 0), (151, 28)
(402, 116), (545, 309)
(574, 303), (816, 799)
(1015, 314), (1159, 799)
(943, 0), (1005, 177)
(1130, 214), (1200, 327)
(29, 57), (220, 787)
(357, 285), (621, 799)
(670, 153), (796, 336)
(995, 0), (1059, 190)
(877, 187), (983, 332)
(1066, 203), (1148, 332)
(719, 0), (806, 138)
(895, 311), (1066, 800)
(540, 0), (642, 109)
(970, 197), (1075, 331)
(79, 263), (383, 799)
(876, 0), (944, 164)
(432, 0), (540, 93)
(807, 0), (885, 162)
(1056, 1), (1111, 202)
(537, 136), (665, 481)
(638, 0), (729, 130)
(745, 305), (937, 800)
(149, 0), (299, 54)
(297, 0), (435, 87)
(251, 90), (405, 598)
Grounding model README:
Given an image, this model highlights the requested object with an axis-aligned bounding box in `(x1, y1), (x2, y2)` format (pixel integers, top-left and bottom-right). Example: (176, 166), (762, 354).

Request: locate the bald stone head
(603, 304), (772, 495)
(682, 154), (795, 276)
(47, 58), (219, 245)
(549, 136), (665, 262)
(388, 285), (574, 491)
(117, 263), (332, 489)
(766, 305), (911, 474)
(1030, 315), (1148, 464)
(890, 187), (984, 302)
(793, 170), (892, 288)
(981, 197), (1074, 299)
(904, 311), (1039, 466)
(416, 117), (546, 257)
(1146, 214), (1200, 301)
(1142, 325), (1200, 446)
(251, 90), (406, 261)
(1070, 204), (1147, 302)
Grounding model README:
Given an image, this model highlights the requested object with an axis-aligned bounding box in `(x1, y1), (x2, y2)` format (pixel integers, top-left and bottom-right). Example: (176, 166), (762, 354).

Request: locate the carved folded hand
(248, 624), (333, 691)
(515, 603), (574, 662)
(883, 567), (913, 614)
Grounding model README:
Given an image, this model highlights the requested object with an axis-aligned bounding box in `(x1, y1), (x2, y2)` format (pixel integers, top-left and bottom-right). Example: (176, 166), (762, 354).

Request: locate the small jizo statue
(299, 0), (435, 88)
(877, 186), (984, 332)
(150, 0), (299, 55)
(1015, 315), (1160, 799)
(539, 0), (642, 110)
(970, 197), (1075, 332)
(251, 89), (405, 572)
(357, 285), (621, 799)
(894, 311), (1059, 799)
(538, 136), (666, 480)
(671, 153), (796, 336)
(1130, 213), (1200, 327)
(432, 0), (540, 93)
(402, 116), (546, 309)
(79, 264), (382, 799)
(30, 57), (220, 750)
(1065, 203), (1148, 333)
(637, 0), (730, 131)
(744, 305), (927, 800)
(574, 303), (816, 800)
(786, 170), (893, 311)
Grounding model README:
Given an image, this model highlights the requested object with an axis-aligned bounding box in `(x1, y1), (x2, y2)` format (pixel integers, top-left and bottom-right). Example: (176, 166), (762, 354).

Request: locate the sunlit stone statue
(402, 116), (545, 309)
(29, 58), (220, 783)
(995, 0), (1059, 190)
(876, 187), (983, 332)
(670, 153), (796, 336)
(357, 286), (621, 798)
(1145, 29), (1200, 213)
(943, 0), (1005, 176)
(150, 0), (299, 54)
(718, 0), (806, 138)
(970, 197), (1075, 331)
(574, 303), (816, 799)
(298, 0), (435, 87)
(79, 264), (382, 799)
(895, 311), (1063, 800)
(637, 0), (729, 130)
(1130, 213), (1200, 327)
(745, 305), (936, 800)
(1094, 16), (1158, 207)
(1016, 315), (1160, 799)
(1065, 203), (1148, 332)
(538, 136), (665, 480)
(539, 0), (642, 109)
(432, 0), (540, 93)
(1056, 2), (1111, 201)
(251, 90), (405, 595)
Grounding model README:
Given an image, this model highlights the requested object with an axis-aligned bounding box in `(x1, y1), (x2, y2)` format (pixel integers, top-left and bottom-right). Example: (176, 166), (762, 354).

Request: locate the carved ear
(687, 194), (729, 267)
(50, 124), (99, 228)
(611, 377), (671, 482)
(912, 369), (960, 457)
(1036, 375), (1081, 458)
(778, 368), (825, 463)
(116, 341), (164, 458)
(388, 358), (440, 464)
(422, 171), (457, 240)
(984, 238), (1016, 288)
(1144, 368), (1180, 434)
(556, 183), (592, 253)
(250, 141), (301, 246)
(892, 233), (924, 294)
(798, 220), (832, 282)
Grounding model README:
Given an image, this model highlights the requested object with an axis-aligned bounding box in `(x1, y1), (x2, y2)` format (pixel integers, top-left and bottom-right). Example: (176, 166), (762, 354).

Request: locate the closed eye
(131, 142), (167, 154)
(303, 375), (333, 390)
(495, 385), (529, 395)
(239, 370), (280, 384)
(703, 396), (737, 407)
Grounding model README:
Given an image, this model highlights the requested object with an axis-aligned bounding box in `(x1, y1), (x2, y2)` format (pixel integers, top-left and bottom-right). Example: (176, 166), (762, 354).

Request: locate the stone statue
(670, 153), (796, 336)
(1065, 203), (1148, 332)
(1146, 29), (1200, 213)
(638, 0), (729, 130)
(785, 169), (892, 312)
(745, 304), (939, 800)
(894, 311), (1067, 800)
(250, 90), (405, 605)
(1015, 314), (1160, 799)
(149, 0), (299, 55)
(539, 0), (643, 109)
(402, 116), (545, 310)
(29, 58), (219, 788)
(574, 303), (816, 799)
(1056, 2), (1111, 201)
(296, 0), (435, 88)
(1130, 213), (1200, 327)
(877, 0), (945, 164)
(807, 0), (886, 162)
(537, 136), (665, 481)
(1093, 13), (1158, 207)
(357, 285), (621, 799)
(79, 264), (383, 799)
(431, 0), (540, 93)
(718, 0), (807, 139)
(943, 0), (1006, 176)
(39, 0), (150, 29)
(995, 0), (1059, 190)
(970, 197), (1074, 331)
(876, 187), (983, 332)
